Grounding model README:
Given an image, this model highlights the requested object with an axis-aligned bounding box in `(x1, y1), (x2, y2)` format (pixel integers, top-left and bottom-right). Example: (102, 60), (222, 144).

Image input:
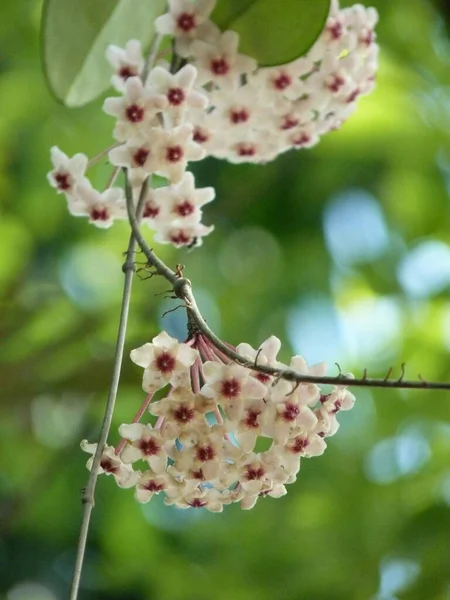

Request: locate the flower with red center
(193, 127), (209, 143)
(155, 0), (217, 57)
(47, 146), (88, 196)
(67, 181), (126, 229)
(103, 76), (165, 142)
(81, 440), (139, 488)
(146, 64), (207, 125)
(106, 39), (144, 92)
(135, 471), (171, 503)
(119, 423), (169, 471)
(130, 330), (198, 391)
(191, 31), (257, 92)
(173, 404), (195, 424)
(196, 444), (216, 462)
(282, 402), (300, 422)
(152, 124), (205, 183)
(201, 362), (266, 421)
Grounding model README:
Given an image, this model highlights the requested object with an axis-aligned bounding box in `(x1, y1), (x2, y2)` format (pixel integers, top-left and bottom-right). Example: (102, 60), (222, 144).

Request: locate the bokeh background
(1, 0), (450, 598)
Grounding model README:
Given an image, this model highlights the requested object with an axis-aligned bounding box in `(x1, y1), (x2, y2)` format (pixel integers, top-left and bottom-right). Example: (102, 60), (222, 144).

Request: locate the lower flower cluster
(82, 332), (355, 511)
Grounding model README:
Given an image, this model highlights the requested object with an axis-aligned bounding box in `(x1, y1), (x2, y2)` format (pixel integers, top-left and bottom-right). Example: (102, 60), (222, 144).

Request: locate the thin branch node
(254, 348), (262, 367)
(335, 362), (342, 376)
(362, 368), (368, 380)
(398, 363), (406, 383)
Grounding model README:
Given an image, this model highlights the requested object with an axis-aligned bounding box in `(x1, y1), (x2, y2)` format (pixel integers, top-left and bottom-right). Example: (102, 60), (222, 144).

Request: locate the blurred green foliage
(1, 1), (450, 599)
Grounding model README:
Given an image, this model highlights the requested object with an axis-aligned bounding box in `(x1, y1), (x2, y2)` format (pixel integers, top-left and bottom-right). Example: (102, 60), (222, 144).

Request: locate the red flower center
(55, 172), (71, 191)
(170, 231), (191, 245)
(256, 373), (271, 384)
(283, 402), (300, 422)
(221, 378), (241, 398)
(177, 12), (196, 32)
(274, 73), (291, 90)
(126, 103), (144, 123)
(166, 145), (183, 163)
(230, 108), (249, 124)
(244, 410), (260, 429)
(143, 202), (159, 219)
(175, 200), (195, 217)
(196, 444), (215, 462)
(281, 116), (299, 130)
(167, 87), (185, 106)
(173, 404), (195, 424)
(211, 57), (230, 76)
(90, 207), (109, 221)
(189, 498), (207, 508)
(246, 466), (265, 480)
(119, 65), (136, 80)
(291, 437), (309, 454)
(193, 127), (209, 143)
(292, 133), (311, 147)
(100, 458), (118, 474)
(237, 143), (256, 157)
(155, 351), (175, 373)
(144, 480), (165, 492)
(138, 437), (160, 456)
(327, 74), (345, 93)
(133, 147), (149, 167)
(327, 20), (343, 40)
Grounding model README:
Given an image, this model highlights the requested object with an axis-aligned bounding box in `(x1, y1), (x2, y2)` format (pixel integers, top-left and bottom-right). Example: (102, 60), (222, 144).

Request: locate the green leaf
(212, 0), (331, 67)
(41, 0), (166, 108)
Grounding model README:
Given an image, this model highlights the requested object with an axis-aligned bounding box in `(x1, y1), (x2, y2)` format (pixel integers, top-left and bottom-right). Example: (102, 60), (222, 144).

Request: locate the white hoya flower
(155, 0), (218, 58)
(191, 30), (257, 92)
(47, 146), (88, 195)
(151, 124), (206, 183)
(80, 440), (139, 488)
(135, 470), (175, 504)
(69, 181), (126, 228)
(225, 398), (268, 453)
(207, 87), (271, 130)
(106, 39), (144, 92)
(118, 423), (172, 471)
(131, 331), (198, 391)
(153, 172), (215, 223)
(236, 335), (282, 385)
(201, 362), (267, 421)
(249, 61), (313, 103)
(153, 218), (214, 249)
(149, 387), (213, 441)
(103, 76), (166, 142)
(263, 395), (318, 446)
(108, 137), (159, 180)
(146, 64), (208, 125)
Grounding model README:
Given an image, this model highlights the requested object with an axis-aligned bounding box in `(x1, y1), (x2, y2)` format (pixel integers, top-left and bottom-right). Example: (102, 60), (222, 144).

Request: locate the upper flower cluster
(154, 0), (379, 163)
(47, 0), (378, 246)
(82, 331), (355, 512)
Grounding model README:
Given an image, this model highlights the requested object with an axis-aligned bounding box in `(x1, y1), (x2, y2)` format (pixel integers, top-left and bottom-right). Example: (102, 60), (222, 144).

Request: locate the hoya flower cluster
(47, 0), (378, 247)
(82, 332), (355, 512)
(156, 0), (379, 163)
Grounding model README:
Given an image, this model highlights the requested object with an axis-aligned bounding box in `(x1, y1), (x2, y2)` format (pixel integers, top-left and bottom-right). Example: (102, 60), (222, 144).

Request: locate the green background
(1, 1), (450, 599)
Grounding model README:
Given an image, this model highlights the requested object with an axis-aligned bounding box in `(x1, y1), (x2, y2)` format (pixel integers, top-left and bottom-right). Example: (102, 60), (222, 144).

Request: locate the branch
(69, 181), (148, 600)
(124, 179), (450, 393)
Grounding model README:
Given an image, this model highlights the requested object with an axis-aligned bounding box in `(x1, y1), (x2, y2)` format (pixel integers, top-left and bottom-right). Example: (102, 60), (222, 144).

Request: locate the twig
(69, 181), (148, 600)
(124, 188), (450, 393)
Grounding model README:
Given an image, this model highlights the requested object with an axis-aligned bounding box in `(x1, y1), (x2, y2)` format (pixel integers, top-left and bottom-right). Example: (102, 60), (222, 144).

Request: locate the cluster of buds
(47, 0), (378, 247)
(82, 331), (355, 512)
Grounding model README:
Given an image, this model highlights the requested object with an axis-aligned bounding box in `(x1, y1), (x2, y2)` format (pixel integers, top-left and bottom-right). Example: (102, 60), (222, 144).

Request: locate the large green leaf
(212, 0), (331, 67)
(41, 0), (166, 108)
